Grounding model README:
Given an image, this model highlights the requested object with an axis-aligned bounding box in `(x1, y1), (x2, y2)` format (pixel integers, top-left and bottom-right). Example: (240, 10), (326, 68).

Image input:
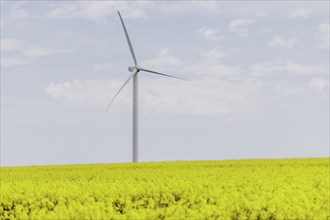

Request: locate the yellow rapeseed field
(0, 158), (329, 219)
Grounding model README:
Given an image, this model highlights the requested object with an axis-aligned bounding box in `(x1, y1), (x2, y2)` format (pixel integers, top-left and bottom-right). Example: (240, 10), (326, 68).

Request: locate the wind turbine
(106, 11), (186, 162)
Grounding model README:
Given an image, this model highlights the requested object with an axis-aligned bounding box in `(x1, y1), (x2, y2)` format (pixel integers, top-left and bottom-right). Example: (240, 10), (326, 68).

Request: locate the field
(0, 158), (329, 219)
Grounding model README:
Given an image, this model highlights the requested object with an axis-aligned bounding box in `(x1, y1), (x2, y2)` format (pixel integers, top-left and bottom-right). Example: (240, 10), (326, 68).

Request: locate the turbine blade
(105, 70), (138, 111)
(118, 11), (138, 65)
(139, 67), (188, 81)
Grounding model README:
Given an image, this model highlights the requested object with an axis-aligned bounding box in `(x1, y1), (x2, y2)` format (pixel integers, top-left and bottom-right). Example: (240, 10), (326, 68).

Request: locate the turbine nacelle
(128, 65), (140, 72)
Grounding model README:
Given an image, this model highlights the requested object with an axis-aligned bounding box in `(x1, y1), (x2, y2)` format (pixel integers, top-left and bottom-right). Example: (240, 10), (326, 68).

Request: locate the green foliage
(1, 158), (329, 219)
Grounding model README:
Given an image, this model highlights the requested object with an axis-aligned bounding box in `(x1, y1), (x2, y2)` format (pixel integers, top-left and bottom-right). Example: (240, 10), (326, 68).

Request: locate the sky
(1, 1), (329, 166)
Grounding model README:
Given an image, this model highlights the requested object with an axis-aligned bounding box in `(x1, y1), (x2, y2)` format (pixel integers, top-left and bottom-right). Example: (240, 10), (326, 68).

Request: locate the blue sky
(1, 1), (329, 166)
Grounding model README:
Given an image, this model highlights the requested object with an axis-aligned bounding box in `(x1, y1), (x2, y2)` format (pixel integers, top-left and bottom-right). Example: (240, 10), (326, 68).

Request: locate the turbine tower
(106, 11), (185, 162)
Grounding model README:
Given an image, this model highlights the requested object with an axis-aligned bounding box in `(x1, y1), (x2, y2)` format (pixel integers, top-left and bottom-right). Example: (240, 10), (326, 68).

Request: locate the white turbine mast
(106, 11), (186, 162)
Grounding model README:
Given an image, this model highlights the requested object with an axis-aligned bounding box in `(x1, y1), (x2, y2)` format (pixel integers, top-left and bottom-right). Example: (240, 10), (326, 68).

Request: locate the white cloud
(123, 8), (148, 20)
(201, 48), (229, 60)
(142, 48), (183, 69)
(45, 46), (266, 118)
(11, 6), (30, 20)
(194, 49), (242, 78)
(43, 44), (328, 118)
(309, 78), (329, 93)
(285, 62), (328, 75)
(47, 1), (147, 22)
(47, 3), (107, 22)
(315, 22), (329, 49)
(23, 46), (56, 57)
(257, 28), (271, 34)
(1, 40), (71, 68)
(93, 63), (112, 71)
(289, 8), (311, 19)
(1, 57), (31, 68)
(189, 62), (241, 79)
(249, 61), (328, 77)
(140, 77), (262, 117)
(272, 84), (303, 97)
(196, 27), (224, 41)
(228, 19), (255, 36)
(249, 61), (283, 77)
(1, 38), (67, 58)
(153, 1), (219, 14)
(45, 76), (263, 118)
(46, 79), (128, 108)
(22, 46), (69, 58)
(2, 2), (32, 27)
(1, 38), (23, 51)
(268, 35), (296, 49)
